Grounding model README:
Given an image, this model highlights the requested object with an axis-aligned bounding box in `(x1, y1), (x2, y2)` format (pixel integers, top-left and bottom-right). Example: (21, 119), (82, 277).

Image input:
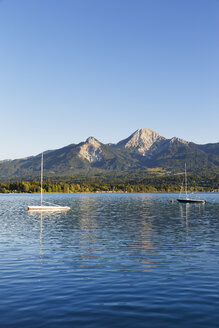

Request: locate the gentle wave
(0, 193), (219, 327)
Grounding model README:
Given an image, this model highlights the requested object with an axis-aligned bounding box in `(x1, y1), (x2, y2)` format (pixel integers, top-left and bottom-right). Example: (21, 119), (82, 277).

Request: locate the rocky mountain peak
(170, 137), (188, 145)
(79, 137), (102, 163)
(117, 128), (166, 156)
(131, 128), (163, 143)
(85, 136), (101, 146)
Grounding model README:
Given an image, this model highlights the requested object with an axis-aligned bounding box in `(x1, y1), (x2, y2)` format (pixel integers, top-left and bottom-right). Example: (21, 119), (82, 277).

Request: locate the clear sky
(0, 0), (218, 160)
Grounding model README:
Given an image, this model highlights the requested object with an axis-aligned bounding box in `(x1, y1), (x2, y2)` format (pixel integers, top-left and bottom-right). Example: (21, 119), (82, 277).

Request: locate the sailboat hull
(28, 206), (71, 211)
(177, 199), (206, 204)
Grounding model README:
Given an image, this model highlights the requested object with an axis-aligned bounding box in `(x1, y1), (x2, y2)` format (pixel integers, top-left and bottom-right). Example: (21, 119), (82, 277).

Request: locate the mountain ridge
(0, 128), (218, 180)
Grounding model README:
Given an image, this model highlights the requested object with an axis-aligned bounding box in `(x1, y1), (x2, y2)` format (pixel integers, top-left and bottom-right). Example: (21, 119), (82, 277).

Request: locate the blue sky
(0, 0), (218, 159)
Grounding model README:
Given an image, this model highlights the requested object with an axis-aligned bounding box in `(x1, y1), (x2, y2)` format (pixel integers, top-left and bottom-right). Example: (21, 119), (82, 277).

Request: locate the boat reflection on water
(179, 203), (190, 234)
(39, 213), (43, 261)
(179, 200), (205, 235)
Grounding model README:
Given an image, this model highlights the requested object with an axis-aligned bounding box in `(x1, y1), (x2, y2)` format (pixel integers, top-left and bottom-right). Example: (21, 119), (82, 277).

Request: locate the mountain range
(0, 128), (218, 181)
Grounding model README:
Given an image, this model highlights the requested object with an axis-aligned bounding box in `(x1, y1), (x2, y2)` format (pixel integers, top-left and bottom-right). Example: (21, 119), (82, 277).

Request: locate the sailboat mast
(41, 153), (43, 206)
(185, 163), (188, 199)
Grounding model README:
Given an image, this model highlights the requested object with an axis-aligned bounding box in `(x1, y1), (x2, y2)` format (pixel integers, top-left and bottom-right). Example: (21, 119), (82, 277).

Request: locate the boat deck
(28, 206), (71, 211)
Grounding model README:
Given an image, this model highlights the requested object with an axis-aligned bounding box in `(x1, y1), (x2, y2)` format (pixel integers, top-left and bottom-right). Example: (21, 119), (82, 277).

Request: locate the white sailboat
(177, 163), (206, 204)
(27, 153), (71, 211)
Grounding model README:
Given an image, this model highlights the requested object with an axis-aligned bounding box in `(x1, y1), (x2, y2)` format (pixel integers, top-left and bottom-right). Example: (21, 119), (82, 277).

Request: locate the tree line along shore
(0, 174), (218, 193)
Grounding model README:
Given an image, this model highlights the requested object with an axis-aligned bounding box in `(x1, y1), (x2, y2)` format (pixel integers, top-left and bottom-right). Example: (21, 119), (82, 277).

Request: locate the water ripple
(0, 193), (219, 327)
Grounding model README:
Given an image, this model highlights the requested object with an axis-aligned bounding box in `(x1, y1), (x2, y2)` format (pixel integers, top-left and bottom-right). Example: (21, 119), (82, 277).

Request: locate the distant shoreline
(1, 191), (218, 195)
(0, 177), (218, 194)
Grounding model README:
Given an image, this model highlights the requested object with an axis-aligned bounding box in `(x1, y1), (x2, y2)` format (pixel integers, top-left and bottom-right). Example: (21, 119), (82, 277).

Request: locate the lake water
(0, 193), (219, 328)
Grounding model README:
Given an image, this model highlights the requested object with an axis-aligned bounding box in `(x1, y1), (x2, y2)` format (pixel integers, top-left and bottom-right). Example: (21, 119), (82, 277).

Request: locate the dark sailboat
(177, 164), (206, 204)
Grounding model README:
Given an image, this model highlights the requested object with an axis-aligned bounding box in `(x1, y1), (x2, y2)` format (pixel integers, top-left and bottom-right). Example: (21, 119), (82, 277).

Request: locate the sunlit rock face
(117, 128), (166, 157)
(79, 137), (103, 163)
(169, 137), (188, 145)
